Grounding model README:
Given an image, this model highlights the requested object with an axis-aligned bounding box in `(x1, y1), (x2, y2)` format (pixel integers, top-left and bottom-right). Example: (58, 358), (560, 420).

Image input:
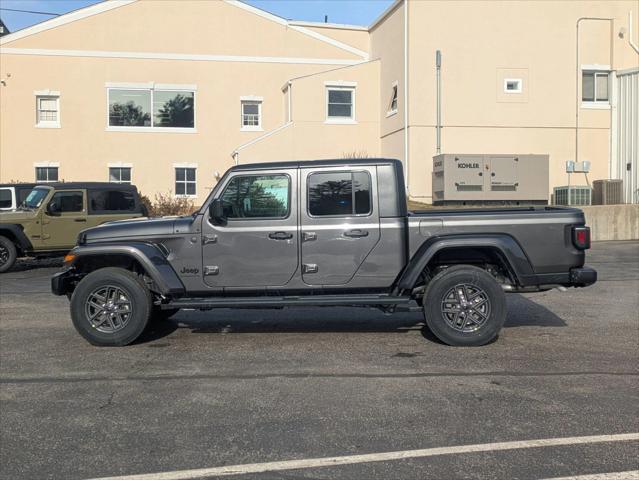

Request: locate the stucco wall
(236, 61), (381, 163)
(398, 0), (639, 200)
(0, 0), (374, 203)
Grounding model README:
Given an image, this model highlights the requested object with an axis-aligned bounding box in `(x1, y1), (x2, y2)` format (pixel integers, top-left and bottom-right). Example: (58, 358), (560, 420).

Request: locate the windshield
(23, 188), (50, 209)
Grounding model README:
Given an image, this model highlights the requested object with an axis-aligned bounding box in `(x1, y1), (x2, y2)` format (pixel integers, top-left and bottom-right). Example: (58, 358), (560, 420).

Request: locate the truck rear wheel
(0, 235), (17, 273)
(70, 267), (152, 346)
(422, 265), (506, 346)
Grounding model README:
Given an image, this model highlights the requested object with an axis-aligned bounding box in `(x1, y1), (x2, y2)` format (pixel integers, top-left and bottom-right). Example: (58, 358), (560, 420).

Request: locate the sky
(0, 0), (395, 33)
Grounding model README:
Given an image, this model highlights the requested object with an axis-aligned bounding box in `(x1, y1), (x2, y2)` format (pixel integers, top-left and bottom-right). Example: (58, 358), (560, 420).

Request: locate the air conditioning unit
(553, 186), (592, 206)
(592, 179), (623, 205)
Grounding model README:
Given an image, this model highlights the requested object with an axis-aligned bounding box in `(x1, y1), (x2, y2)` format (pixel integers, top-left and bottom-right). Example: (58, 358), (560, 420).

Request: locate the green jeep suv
(0, 182), (147, 272)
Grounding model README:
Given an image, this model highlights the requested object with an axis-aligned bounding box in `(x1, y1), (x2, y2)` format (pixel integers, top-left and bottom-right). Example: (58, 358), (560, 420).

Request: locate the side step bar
(164, 294), (412, 309)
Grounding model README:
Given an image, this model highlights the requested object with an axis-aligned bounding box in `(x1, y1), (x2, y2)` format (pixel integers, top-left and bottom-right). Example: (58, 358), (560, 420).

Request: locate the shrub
(342, 150), (369, 159)
(140, 192), (196, 217)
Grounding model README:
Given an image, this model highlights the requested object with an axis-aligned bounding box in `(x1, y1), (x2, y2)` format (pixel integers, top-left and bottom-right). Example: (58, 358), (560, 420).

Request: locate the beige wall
(370, 1), (406, 170)
(0, 0), (374, 204)
(1, 0), (637, 205)
(236, 61), (381, 162)
(401, 0), (639, 200)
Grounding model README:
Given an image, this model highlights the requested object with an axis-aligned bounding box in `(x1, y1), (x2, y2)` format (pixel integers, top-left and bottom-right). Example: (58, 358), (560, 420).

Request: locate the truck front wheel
(70, 267), (152, 346)
(422, 265), (506, 346)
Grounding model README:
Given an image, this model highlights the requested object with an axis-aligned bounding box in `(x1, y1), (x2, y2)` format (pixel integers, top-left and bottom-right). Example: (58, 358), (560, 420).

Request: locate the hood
(82, 216), (180, 243)
(0, 209), (37, 223)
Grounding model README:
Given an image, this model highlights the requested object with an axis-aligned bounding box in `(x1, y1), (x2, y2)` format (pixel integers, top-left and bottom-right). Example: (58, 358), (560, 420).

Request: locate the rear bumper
(568, 266), (597, 287)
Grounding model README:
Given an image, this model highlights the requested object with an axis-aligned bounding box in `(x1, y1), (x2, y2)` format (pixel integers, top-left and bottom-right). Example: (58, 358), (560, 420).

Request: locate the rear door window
(0, 189), (12, 209)
(89, 189), (136, 214)
(307, 171), (371, 216)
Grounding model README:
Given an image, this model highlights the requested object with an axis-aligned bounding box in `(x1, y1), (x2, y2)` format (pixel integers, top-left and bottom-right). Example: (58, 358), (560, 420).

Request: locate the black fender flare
(0, 223), (33, 252)
(69, 242), (185, 296)
(396, 233), (535, 290)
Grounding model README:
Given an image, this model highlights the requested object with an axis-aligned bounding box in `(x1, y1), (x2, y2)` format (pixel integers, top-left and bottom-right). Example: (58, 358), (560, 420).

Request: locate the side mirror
(46, 201), (61, 216)
(210, 198), (225, 224)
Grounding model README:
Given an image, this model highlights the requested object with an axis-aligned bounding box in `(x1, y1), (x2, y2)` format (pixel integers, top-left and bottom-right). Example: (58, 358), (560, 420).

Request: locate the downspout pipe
(436, 50), (442, 155)
(403, 0), (410, 197)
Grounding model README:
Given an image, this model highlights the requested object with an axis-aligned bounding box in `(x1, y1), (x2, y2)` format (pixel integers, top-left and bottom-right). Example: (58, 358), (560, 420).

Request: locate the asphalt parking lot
(1, 241), (638, 480)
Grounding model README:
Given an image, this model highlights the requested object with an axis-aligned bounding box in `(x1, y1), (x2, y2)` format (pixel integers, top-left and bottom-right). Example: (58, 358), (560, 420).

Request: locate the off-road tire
(422, 265), (506, 346)
(70, 267), (152, 346)
(0, 236), (17, 273)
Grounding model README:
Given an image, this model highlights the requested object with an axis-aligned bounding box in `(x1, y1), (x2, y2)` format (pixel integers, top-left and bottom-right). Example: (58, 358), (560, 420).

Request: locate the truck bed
(407, 206), (586, 276)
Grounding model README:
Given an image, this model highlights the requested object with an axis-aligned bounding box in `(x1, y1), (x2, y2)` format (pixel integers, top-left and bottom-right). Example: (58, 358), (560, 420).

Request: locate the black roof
(230, 158), (402, 171)
(0, 183), (37, 189)
(31, 182), (138, 190)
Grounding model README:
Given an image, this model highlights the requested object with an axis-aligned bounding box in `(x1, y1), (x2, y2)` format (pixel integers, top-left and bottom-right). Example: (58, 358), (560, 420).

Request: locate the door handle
(343, 229), (369, 238)
(268, 231), (293, 240)
(74, 218), (87, 222)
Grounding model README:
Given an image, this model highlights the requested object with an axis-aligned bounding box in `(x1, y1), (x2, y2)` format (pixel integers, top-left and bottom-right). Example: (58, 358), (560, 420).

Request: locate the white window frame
(173, 163), (197, 198)
(34, 162), (60, 183)
(581, 65), (611, 109)
(240, 96), (263, 132)
(325, 81), (357, 124)
(105, 82), (198, 133)
(34, 90), (60, 128)
(503, 78), (523, 94)
(386, 81), (398, 117)
(107, 163), (133, 184)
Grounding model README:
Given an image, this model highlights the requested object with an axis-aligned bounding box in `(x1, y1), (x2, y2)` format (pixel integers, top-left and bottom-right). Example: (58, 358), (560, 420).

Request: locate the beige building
(0, 0), (637, 204)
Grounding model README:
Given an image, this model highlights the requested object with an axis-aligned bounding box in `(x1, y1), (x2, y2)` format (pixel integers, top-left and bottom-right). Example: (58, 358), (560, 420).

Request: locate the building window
(36, 95), (60, 127)
(220, 174), (290, 219)
(326, 86), (355, 123)
(175, 167), (196, 196)
(582, 71), (609, 103)
(241, 100), (262, 130)
(308, 171), (371, 216)
(35, 166), (58, 183)
(387, 82), (398, 115)
(108, 85), (195, 130)
(504, 78), (522, 93)
(109, 167), (131, 184)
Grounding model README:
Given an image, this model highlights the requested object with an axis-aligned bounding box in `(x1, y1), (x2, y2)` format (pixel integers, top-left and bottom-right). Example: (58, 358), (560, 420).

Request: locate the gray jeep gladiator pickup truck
(52, 159), (596, 347)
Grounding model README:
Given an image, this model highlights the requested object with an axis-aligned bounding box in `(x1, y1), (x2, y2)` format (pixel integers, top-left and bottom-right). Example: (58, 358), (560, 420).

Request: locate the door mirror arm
(209, 198), (226, 225)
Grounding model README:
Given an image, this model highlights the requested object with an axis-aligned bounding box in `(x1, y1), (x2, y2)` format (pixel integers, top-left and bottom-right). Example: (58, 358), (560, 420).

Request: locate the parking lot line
(88, 433), (639, 480)
(542, 472), (639, 480)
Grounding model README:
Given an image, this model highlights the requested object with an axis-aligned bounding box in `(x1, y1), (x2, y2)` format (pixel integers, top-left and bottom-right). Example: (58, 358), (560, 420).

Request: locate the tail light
(572, 226), (591, 250)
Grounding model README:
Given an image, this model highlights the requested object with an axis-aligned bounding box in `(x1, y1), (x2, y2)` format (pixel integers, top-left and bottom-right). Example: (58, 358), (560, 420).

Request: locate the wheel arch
(396, 234), (534, 290)
(69, 242), (185, 296)
(0, 224), (32, 254)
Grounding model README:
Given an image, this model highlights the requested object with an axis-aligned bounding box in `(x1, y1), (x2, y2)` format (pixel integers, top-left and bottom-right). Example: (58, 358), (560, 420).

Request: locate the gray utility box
(432, 154), (549, 205)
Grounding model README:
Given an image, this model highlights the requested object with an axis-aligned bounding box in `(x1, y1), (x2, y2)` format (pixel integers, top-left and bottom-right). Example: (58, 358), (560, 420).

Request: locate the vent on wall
(456, 184), (483, 192)
(491, 184), (518, 191)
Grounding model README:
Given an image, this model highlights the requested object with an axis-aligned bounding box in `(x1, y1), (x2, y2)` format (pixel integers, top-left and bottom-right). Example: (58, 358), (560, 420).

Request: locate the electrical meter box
(432, 154), (549, 205)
